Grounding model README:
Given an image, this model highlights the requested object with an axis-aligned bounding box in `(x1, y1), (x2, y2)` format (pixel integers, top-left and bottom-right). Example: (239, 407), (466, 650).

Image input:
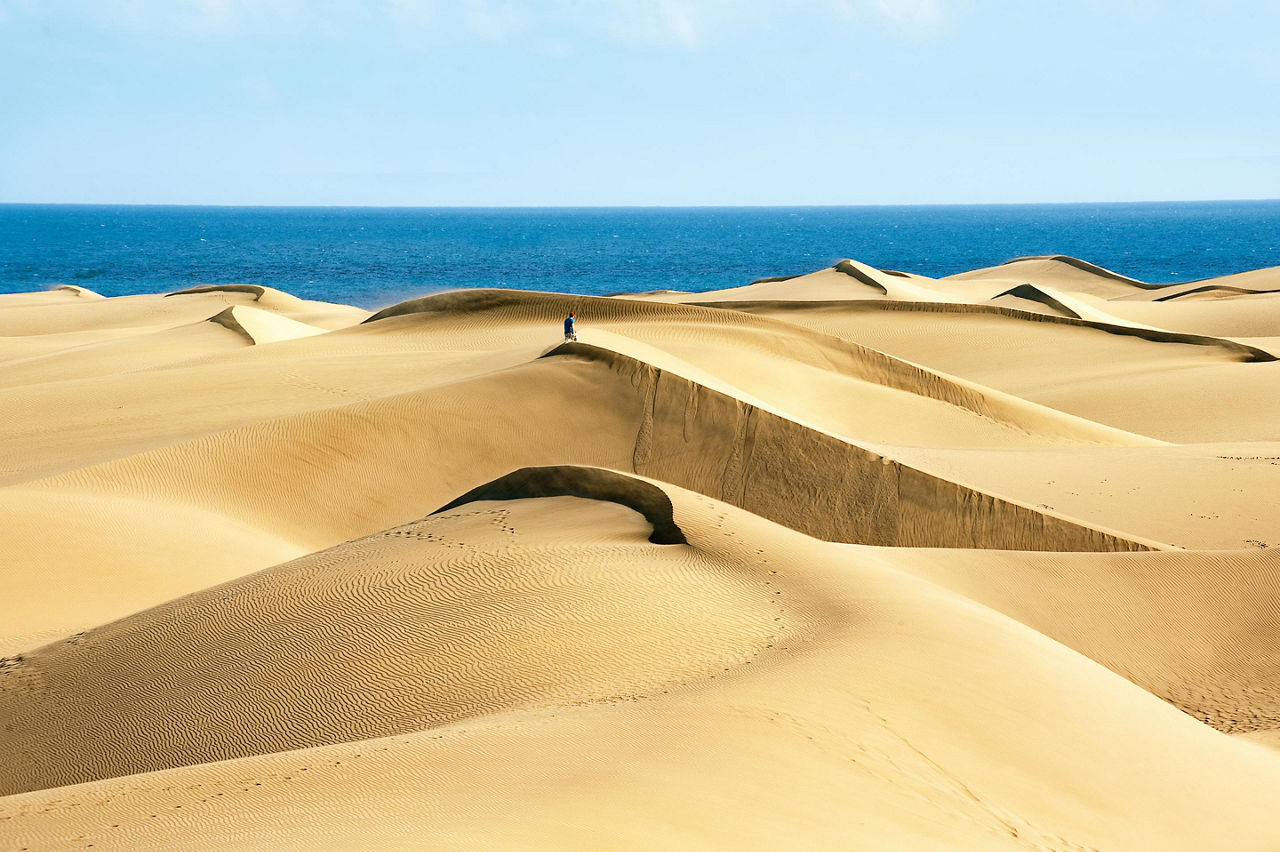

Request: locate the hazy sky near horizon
(2, 0), (1278, 206)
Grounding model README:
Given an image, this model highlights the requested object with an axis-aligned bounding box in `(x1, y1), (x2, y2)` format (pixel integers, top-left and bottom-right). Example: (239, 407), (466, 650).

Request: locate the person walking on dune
(564, 312), (577, 342)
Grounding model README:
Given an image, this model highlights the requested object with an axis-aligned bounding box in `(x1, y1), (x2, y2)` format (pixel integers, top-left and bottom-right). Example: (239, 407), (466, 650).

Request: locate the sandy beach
(2, 255), (1280, 850)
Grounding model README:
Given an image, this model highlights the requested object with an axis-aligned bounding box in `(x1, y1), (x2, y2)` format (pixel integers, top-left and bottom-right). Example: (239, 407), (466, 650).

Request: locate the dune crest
(207, 304), (327, 344)
(722, 297), (1276, 362)
(992, 282), (1082, 317)
(998, 254), (1154, 286)
(51, 284), (105, 298)
(436, 465), (688, 544)
(832, 258), (889, 293)
(166, 283), (297, 305)
(1153, 283), (1280, 302)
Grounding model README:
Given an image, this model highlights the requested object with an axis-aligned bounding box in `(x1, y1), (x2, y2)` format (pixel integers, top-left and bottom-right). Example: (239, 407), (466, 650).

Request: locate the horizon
(4, 197), (1280, 211)
(3, 2), (1279, 207)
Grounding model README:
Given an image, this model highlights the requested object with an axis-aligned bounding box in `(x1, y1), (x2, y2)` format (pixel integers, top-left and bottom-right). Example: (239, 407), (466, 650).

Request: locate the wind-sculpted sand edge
(999, 254), (1154, 287)
(544, 342), (1156, 552)
(435, 465), (688, 544)
(694, 297), (1277, 362)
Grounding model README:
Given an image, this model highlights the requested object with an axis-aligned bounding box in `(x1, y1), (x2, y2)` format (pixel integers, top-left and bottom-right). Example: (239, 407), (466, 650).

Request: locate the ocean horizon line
(3, 198), (1280, 212)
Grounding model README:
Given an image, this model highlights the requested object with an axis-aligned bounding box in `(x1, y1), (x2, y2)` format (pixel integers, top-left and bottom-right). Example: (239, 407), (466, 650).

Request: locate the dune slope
(2, 477), (1280, 850)
(3, 254), (1280, 850)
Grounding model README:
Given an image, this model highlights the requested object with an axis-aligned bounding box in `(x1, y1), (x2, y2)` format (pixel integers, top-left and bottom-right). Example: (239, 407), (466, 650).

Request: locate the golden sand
(2, 258), (1279, 849)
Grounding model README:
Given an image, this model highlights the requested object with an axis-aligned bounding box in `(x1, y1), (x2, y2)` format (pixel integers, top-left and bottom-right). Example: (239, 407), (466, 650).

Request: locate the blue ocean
(2, 201), (1278, 310)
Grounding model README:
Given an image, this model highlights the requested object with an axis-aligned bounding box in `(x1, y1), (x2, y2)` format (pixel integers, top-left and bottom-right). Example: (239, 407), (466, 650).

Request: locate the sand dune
(9, 316), (1156, 553)
(892, 545), (1280, 733)
(1117, 264), (1280, 300)
(0, 485), (786, 795)
(3, 255), (1280, 849)
(4, 478), (1280, 849)
(206, 305), (328, 345)
(945, 254), (1160, 296)
(717, 299), (1279, 439)
(1078, 290), (1280, 339)
(0, 490), (302, 656)
(1153, 283), (1280, 301)
(51, 284), (105, 299)
(0, 286), (364, 337)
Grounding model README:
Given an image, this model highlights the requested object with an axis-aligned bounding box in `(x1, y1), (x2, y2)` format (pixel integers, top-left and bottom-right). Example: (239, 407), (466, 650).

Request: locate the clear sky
(2, 0), (1277, 205)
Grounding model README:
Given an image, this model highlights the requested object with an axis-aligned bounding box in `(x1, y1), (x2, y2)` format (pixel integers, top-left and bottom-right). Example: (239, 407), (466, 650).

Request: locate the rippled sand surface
(3, 257), (1280, 850)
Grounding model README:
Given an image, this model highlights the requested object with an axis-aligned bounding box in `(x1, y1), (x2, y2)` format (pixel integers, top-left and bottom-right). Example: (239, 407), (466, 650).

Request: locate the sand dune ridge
(4, 254), (1280, 849)
(436, 465), (688, 544)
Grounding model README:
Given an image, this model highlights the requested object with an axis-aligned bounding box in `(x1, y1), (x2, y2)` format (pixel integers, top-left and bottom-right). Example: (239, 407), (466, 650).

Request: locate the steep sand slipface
(436, 465), (689, 543)
(546, 344), (1153, 550)
(3, 258), (1280, 849)
(206, 305), (328, 344)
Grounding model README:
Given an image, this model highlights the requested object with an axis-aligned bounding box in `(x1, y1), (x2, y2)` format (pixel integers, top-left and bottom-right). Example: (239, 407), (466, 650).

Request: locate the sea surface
(2, 201), (1278, 310)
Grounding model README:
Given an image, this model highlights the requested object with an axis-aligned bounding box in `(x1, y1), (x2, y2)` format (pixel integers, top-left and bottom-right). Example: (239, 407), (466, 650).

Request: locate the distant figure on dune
(564, 312), (577, 341)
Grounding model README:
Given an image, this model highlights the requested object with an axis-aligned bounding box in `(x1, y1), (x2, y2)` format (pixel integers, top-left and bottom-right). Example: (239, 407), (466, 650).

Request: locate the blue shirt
(564, 317), (575, 334)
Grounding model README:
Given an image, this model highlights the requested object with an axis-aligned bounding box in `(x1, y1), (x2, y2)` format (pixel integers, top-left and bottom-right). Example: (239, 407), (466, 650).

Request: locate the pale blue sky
(2, 0), (1277, 205)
